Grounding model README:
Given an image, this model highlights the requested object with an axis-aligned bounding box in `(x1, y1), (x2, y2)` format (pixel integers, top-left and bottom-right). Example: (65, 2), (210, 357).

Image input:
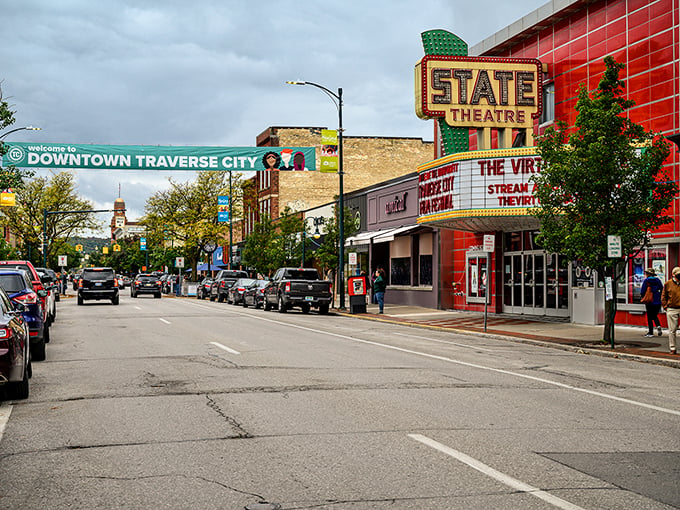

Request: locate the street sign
(175, 257), (185, 268)
(607, 235), (622, 257)
(140, 237), (147, 251)
(483, 234), (495, 252)
(58, 255), (67, 266)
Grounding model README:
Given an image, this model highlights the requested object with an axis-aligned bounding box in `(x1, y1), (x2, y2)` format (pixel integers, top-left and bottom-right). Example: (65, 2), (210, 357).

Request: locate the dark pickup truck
(263, 267), (332, 314)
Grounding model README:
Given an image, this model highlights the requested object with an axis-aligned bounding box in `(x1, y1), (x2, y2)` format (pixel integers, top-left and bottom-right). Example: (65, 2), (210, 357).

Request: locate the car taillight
(78, 279), (83, 288)
(285, 282), (291, 292)
(113, 279), (119, 287)
(157, 281), (162, 286)
(13, 292), (37, 305)
(220, 282), (226, 288)
(238, 287), (245, 292)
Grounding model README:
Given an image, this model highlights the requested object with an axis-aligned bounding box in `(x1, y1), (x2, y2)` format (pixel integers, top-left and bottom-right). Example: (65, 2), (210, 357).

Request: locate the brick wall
(257, 126), (434, 217)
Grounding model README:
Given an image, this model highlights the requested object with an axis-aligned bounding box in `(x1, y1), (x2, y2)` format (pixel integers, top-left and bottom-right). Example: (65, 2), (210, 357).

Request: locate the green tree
(314, 203), (359, 284)
(1, 172), (100, 266)
(531, 56), (677, 345)
(241, 214), (279, 276)
(143, 171), (243, 278)
(0, 85), (34, 190)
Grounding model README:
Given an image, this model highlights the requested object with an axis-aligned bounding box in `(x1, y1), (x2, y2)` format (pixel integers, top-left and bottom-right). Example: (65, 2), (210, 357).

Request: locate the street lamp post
(0, 126), (41, 140)
(286, 81), (345, 309)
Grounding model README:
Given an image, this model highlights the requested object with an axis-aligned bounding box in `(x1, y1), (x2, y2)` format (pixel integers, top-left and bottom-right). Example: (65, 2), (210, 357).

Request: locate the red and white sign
(418, 150), (542, 217)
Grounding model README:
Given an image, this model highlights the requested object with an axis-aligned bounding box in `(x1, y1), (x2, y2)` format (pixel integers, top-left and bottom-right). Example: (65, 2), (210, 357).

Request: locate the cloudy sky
(1, 0), (548, 235)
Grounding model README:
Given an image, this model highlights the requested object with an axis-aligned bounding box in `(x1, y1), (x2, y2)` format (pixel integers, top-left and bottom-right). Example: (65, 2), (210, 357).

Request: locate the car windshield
(138, 275), (158, 282)
(83, 269), (115, 278)
(285, 269), (320, 280)
(0, 274), (27, 293)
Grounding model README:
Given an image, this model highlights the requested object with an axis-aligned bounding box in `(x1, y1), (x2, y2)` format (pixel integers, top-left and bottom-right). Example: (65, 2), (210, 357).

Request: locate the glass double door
(503, 251), (569, 317)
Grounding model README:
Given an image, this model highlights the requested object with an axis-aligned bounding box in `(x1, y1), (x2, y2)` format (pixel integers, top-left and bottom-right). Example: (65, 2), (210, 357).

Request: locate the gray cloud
(2, 0), (548, 233)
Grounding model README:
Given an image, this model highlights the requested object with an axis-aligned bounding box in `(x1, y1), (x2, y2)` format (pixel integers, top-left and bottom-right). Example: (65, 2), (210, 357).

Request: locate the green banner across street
(1, 142), (317, 171)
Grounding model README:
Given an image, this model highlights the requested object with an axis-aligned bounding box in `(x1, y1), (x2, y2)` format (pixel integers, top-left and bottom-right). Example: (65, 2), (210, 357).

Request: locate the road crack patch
(205, 395), (252, 438)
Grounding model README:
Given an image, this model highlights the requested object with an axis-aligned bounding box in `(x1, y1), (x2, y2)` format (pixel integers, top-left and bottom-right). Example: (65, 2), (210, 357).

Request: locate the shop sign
(415, 55), (542, 130)
(2, 142), (316, 172)
(418, 149), (542, 217)
(385, 192), (408, 214)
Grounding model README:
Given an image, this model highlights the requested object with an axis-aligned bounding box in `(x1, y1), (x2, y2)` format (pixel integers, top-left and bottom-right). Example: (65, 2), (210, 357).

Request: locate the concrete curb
(338, 311), (680, 370)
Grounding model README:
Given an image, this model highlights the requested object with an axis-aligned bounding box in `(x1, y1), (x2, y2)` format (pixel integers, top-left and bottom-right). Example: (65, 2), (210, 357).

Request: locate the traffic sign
(483, 234), (495, 252)
(175, 257), (185, 268)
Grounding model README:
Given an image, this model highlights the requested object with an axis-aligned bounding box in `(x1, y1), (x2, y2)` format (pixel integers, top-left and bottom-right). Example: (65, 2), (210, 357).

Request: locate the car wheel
(319, 304), (330, 315)
(7, 368), (29, 400)
(301, 303), (311, 314)
(242, 299), (248, 308)
(43, 324), (50, 344)
(77, 294), (83, 306)
(32, 339), (46, 362)
(264, 299), (272, 311)
(112, 295), (119, 305)
(209, 294), (216, 302)
(155, 293), (161, 299)
(277, 295), (287, 313)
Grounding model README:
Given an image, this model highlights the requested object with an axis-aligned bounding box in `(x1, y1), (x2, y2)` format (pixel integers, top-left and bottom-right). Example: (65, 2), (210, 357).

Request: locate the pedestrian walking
(175, 274), (182, 297)
(661, 266), (680, 354)
(61, 272), (68, 295)
(640, 268), (663, 337)
(373, 268), (386, 314)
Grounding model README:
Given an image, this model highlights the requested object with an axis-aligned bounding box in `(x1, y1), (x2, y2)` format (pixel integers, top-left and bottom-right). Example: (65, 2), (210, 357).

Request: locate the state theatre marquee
(417, 147), (542, 232)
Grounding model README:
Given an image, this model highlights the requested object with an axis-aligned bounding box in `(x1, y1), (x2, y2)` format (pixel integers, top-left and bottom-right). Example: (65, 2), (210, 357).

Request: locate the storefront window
(420, 255), (432, 285)
(390, 257), (411, 285)
(617, 246), (667, 305)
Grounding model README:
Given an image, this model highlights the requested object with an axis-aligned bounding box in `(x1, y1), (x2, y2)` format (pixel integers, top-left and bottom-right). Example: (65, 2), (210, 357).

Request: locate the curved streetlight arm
(0, 126), (41, 141)
(286, 81), (341, 112)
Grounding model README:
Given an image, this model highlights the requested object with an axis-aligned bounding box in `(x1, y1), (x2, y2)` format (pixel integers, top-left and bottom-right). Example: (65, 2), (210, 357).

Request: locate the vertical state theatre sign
(417, 148), (542, 232)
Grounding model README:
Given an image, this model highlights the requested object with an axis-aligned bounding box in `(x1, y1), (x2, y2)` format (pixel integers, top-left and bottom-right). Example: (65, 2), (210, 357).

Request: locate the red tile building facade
(423, 0), (679, 325)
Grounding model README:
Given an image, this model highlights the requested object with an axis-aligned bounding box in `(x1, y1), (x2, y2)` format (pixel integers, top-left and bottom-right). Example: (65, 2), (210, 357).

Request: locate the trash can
(347, 275), (368, 314)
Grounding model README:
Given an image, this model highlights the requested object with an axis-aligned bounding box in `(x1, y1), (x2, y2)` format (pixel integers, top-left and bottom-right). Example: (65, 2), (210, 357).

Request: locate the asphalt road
(1, 293), (679, 509)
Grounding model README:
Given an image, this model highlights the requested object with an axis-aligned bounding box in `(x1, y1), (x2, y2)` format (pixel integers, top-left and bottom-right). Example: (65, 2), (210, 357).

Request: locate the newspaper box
(347, 276), (367, 314)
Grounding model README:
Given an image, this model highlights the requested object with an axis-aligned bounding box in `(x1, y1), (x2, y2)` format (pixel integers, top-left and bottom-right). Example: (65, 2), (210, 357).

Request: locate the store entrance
(501, 232), (569, 317)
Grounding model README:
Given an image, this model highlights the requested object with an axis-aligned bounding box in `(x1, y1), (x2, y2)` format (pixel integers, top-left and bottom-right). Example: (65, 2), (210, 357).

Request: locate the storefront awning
(345, 225), (422, 247)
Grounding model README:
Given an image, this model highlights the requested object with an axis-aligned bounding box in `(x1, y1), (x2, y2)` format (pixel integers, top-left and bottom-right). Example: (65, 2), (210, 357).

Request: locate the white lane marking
(0, 404), (12, 443)
(209, 342), (240, 355)
(158, 318), (171, 324)
(134, 306), (142, 310)
(409, 434), (586, 510)
(393, 332), (494, 352)
(181, 300), (680, 416)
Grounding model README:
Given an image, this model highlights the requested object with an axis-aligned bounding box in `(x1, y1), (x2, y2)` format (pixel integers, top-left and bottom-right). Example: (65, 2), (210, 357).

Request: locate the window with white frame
(466, 251), (488, 302)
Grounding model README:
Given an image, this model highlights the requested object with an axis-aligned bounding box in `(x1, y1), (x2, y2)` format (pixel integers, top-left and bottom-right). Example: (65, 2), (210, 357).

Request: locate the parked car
(0, 269), (47, 361)
(196, 277), (214, 300)
(209, 270), (248, 302)
(226, 278), (257, 305)
(263, 267), (332, 314)
(77, 267), (120, 305)
(35, 267), (57, 325)
(0, 261), (48, 323)
(242, 280), (269, 309)
(36, 266), (60, 302)
(0, 286), (30, 400)
(131, 273), (162, 298)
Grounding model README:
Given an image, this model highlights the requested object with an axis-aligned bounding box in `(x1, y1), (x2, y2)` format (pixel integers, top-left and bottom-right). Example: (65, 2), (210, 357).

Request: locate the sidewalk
(338, 303), (680, 369)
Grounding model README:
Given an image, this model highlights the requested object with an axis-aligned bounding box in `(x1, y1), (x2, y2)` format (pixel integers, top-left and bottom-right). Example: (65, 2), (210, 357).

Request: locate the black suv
(209, 270), (248, 302)
(77, 267), (119, 305)
(131, 273), (162, 298)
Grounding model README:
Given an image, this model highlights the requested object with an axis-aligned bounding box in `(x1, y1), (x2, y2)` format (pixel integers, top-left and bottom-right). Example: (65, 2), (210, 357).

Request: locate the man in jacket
(661, 266), (680, 354)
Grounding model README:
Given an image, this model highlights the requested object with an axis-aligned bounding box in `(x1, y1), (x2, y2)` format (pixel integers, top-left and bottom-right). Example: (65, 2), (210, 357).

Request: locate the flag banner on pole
(2, 142), (317, 172)
(320, 130), (338, 173)
(218, 196), (230, 223)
